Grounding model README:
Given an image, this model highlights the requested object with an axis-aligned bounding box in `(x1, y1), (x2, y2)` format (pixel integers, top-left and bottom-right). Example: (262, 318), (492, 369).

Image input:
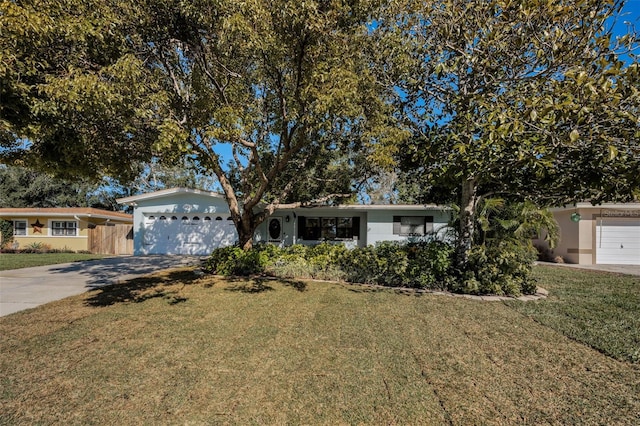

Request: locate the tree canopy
(1, 0), (400, 249)
(0, 165), (119, 209)
(2, 0), (638, 261)
(373, 0), (639, 262)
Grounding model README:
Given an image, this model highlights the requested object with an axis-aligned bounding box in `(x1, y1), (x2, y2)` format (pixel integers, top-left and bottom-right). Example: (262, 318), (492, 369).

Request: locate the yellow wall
(4, 216), (124, 252)
(12, 235), (88, 251)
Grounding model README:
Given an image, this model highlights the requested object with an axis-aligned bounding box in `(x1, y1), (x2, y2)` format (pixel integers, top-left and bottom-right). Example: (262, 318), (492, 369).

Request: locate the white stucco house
(117, 188), (452, 256)
(117, 188), (640, 265)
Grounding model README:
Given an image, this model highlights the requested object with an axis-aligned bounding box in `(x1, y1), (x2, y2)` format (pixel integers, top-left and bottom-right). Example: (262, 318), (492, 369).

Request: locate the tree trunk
(457, 177), (478, 267)
(235, 210), (271, 251)
(236, 212), (256, 251)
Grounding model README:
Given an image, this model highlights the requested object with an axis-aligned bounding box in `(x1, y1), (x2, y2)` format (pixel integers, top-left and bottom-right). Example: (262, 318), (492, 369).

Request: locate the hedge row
(204, 239), (538, 296)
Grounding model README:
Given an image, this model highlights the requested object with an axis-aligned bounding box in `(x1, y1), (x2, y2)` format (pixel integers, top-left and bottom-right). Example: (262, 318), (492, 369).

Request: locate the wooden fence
(88, 224), (134, 255)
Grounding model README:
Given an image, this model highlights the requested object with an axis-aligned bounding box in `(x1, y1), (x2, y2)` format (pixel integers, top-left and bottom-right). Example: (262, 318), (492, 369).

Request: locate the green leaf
(569, 129), (580, 143)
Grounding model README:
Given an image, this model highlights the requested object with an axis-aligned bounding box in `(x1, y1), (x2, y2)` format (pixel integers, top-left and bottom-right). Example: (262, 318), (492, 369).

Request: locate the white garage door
(142, 214), (237, 255)
(595, 218), (640, 265)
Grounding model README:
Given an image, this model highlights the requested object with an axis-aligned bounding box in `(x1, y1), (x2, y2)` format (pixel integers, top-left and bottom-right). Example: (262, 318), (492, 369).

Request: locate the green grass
(507, 264), (640, 364)
(0, 253), (106, 271)
(1, 267), (639, 424)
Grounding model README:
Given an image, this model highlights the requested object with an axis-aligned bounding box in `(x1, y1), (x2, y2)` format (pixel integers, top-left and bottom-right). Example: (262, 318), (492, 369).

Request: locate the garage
(595, 218), (640, 265)
(117, 188), (239, 256)
(142, 214), (237, 255)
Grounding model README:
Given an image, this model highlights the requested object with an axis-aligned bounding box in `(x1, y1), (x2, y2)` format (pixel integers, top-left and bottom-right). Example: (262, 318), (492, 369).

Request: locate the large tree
(374, 0), (639, 264)
(2, 0), (398, 249)
(1, 0), (164, 181)
(0, 165), (120, 209)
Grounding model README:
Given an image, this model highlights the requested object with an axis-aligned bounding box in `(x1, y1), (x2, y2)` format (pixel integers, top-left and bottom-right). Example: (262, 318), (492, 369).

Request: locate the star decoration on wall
(31, 219), (44, 234)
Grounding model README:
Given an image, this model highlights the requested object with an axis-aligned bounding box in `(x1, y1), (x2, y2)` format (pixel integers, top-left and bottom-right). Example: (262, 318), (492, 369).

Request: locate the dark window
(159, 216), (167, 220)
(204, 216), (211, 221)
(337, 217), (353, 239)
(13, 220), (27, 236)
(321, 218), (336, 239)
(52, 221), (77, 236)
(215, 216), (222, 220)
(171, 216), (178, 221)
(393, 216), (433, 236)
(298, 216), (360, 240)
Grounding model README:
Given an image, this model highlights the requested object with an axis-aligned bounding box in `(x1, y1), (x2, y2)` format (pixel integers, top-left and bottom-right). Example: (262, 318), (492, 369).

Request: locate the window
(321, 218), (336, 239)
(204, 216), (211, 221)
(337, 217), (354, 239)
(52, 221), (77, 236)
(302, 217), (321, 240)
(393, 216), (433, 236)
(13, 220), (27, 236)
(298, 216), (360, 240)
(159, 216), (167, 220)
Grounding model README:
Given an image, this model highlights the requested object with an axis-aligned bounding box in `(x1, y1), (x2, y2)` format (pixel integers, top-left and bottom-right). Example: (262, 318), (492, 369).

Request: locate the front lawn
(1, 267), (639, 424)
(0, 253), (106, 271)
(507, 265), (640, 364)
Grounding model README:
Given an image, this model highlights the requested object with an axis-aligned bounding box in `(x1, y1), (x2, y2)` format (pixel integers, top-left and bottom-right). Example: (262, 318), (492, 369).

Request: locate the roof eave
(117, 187), (224, 205)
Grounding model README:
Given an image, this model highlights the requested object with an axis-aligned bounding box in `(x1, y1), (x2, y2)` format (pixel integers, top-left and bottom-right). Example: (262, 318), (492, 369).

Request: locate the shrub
(405, 241), (455, 289)
(22, 242), (52, 253)
(452, 240), (538, 296)
(340, 245), (381, 284)
(203, 239), (540, 297)
(0, 219), (13, 248)
(205, 246), (251, 275)
(268, 257), (313, 279)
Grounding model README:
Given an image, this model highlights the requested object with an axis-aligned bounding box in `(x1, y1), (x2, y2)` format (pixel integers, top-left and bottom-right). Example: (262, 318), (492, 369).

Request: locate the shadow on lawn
(85, 270), (199, 307)
(346, 284), (426, 297)
(224, 276), (307, 293)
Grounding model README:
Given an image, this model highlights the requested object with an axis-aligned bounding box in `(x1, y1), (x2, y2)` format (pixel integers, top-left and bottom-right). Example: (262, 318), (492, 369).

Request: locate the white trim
(117, 187), (225, 205)
(552, 203), (640, 212)
(0, 212), (131, 221)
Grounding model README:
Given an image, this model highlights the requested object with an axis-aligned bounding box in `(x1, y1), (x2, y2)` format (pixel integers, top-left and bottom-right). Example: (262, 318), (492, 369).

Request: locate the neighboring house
(535, 203), (640, 265)
(117, 188), (452, 256)
(0, 208), (133, 253)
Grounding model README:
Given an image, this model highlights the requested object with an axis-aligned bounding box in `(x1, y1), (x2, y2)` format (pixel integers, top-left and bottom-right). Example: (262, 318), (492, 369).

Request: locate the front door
(268, 217), (283, 242)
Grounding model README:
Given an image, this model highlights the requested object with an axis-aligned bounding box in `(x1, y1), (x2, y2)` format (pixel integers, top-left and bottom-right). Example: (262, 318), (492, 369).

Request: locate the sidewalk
(536, 262), (640, 277)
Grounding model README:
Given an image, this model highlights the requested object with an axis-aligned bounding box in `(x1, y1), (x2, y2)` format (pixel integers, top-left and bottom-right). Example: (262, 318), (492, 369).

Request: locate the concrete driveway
(0, 256), (199, 317)
(537, 262), (640, 276)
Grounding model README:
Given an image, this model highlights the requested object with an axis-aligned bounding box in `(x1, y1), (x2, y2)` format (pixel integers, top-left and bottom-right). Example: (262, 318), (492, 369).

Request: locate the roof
(285, 204), (449, 211)
(116, 188), (448, 212)
(552, 202), (640, 212)
(117, 187), (225, 205)
(0, 208), (133, 222)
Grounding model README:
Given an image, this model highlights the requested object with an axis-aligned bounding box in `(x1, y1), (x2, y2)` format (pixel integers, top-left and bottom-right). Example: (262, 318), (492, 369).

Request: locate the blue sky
(615, 0), (639, 51)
